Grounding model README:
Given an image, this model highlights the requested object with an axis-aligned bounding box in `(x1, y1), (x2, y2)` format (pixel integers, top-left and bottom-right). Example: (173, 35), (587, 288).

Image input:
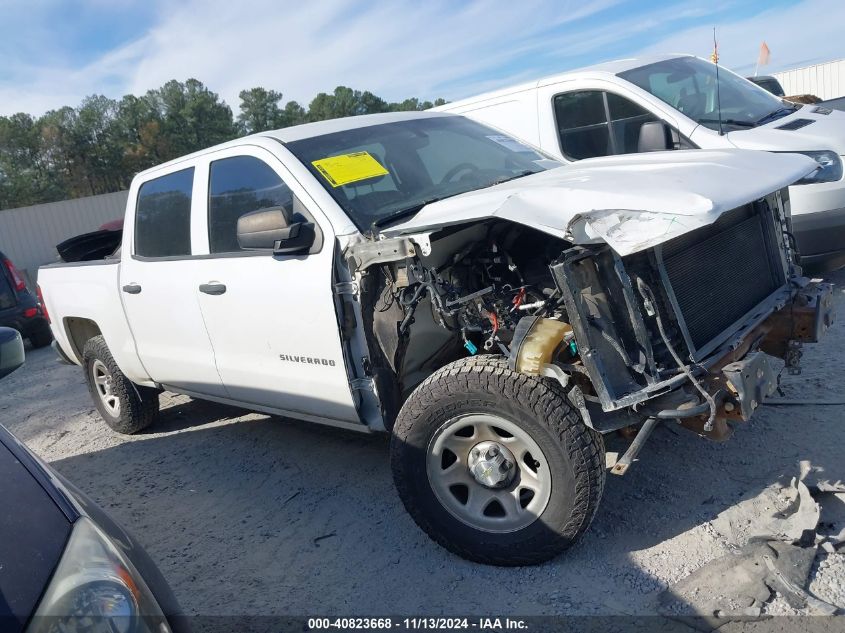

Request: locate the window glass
(309, 143), (404, 222)
(756, 78), (785, 97)
(286, 116), (553, 231)
(619, 56), (792, 131)
(208, 156), (295, 253)
(607, 92), (650, 120)
(553, 91), (611, 160)
(607, 93), (658, 155)
(417, 128), (534, 183)
(554, 91), (606, 127)
(135, 168), (194, 258)
(0, 265), (15, 310)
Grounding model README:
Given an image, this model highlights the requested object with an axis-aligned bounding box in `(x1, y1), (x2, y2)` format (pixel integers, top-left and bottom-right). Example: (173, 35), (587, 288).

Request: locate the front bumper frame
(561, 279), (835, 437)
(669, 280), (834, 438)
(722, 351), (779, 421)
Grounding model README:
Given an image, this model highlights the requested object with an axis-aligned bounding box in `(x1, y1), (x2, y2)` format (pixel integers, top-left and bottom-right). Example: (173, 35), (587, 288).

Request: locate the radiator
(659, 203), (786, 356)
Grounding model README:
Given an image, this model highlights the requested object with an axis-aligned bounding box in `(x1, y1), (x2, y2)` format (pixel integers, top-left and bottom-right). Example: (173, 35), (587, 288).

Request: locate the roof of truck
(433, 54), (692, 111)
(261, 111), (450, 143)
(134, 111), (452, 179)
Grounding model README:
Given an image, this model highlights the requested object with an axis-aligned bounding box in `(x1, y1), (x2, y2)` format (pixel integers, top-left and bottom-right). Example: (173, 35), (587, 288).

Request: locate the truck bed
(37, 259), (150, 384)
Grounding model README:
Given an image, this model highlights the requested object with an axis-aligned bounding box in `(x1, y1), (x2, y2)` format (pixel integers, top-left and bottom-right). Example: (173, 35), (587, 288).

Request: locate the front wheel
(390, 355), (605, 566)
(82, 335), (159, 434)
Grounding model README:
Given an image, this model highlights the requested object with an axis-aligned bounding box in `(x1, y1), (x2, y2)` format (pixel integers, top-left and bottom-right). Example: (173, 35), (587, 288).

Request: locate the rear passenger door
(119, 166), (228, 397)
(191, 146), (360, 423)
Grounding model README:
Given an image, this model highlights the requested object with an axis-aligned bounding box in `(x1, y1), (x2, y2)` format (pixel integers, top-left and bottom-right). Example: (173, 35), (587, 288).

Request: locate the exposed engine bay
(348, 194), (834, 442)
(391, 224), (565, 356)
(354, 223), (571, 408)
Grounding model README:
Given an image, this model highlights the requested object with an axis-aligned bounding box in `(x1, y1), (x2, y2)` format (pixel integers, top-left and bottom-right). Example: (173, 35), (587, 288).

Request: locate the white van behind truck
(436, 54), (845, 271)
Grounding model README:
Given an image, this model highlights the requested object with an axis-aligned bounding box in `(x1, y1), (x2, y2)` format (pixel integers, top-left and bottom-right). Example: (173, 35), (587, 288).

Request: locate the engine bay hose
(636, 279), (717, 431)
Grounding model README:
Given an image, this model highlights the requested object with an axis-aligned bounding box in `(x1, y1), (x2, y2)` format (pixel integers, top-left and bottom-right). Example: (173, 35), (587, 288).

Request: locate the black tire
(390, 355), (605, 566)
(82, 335), (159, 434)
(28, 324), (53, 348)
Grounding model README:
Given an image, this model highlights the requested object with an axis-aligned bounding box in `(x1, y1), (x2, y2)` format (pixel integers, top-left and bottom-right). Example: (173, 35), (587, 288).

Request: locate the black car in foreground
(0, 252), (52, 348)
(0, 328), (186, 633)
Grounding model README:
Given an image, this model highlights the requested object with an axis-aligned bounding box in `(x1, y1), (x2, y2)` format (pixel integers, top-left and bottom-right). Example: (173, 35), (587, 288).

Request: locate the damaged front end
(345, 185), (833, 473)
(532, 190), (834, 448)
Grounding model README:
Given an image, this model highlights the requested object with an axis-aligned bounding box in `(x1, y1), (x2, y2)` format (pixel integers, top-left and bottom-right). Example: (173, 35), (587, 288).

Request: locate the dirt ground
(2, 271), (845, 622)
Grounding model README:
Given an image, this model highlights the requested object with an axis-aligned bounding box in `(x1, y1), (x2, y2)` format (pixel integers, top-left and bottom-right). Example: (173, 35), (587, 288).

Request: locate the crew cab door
(119, 166), (227, 397)
(190, 146), (359, 423)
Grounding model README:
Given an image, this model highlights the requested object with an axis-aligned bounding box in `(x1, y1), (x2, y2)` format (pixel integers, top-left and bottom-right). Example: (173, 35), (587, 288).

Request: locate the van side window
(553, 91), (610, 160)
(554, 91), (660, 159)
(208, 156), (297, 254)
(607, 93), (658, 155)
(135, 168), (194, 258)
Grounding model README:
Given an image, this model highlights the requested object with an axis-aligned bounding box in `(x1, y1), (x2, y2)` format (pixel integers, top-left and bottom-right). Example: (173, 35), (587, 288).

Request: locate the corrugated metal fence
(0, 191), (128, 287)
(774, 59), (845, 100)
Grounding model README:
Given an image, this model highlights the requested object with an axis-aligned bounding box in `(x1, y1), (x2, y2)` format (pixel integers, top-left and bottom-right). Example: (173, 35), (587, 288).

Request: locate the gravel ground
(2, 271), (845, 623)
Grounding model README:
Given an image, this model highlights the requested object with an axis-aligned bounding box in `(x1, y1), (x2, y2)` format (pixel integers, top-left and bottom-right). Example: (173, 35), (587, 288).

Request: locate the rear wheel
(390, 355), (605, 566)
(82, 335), (159, 434)
(28, 323), (53, 348)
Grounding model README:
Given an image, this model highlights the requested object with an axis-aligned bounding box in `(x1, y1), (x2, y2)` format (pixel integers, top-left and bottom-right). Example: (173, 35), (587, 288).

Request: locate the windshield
(753, 77), (785, 97)
(286, 116), (556, 231)
(618, 56), (794, 131)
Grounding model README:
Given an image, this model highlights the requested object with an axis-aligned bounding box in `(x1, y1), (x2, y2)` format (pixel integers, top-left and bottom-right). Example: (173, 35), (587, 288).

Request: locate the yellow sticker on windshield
(312, 151), (389, 187)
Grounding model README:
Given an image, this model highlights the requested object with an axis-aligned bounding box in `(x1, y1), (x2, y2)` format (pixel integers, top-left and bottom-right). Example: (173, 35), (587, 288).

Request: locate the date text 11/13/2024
(307, 618), (529, 630)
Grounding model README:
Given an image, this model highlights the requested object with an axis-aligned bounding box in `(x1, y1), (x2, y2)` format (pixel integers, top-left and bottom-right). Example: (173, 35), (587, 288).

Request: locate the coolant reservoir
(513, 318), (573, 376)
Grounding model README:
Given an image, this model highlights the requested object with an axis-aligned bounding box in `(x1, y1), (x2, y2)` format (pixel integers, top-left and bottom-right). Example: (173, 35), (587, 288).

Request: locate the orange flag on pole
(756, 42), (771, 75)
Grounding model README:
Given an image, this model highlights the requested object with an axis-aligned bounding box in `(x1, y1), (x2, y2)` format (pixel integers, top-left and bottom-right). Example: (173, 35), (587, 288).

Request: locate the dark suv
(0, 251), (52, 348)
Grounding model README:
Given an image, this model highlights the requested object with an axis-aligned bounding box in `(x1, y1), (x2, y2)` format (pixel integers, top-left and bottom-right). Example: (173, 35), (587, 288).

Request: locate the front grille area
(659, 203), (786, 355)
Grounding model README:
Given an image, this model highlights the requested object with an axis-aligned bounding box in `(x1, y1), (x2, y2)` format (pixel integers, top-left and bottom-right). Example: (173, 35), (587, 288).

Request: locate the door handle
(199, 283), (227, 295)
(122, 283), (142, 294)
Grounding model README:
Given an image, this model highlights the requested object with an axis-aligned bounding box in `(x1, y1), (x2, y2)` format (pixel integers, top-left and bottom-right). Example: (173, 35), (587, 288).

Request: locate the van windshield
(618, 56), (796, 132)
(286, 116), (555, 232)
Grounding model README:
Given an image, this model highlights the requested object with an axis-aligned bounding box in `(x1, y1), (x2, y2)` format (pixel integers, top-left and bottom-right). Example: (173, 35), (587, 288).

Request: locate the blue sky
(1, 0), (842, 116)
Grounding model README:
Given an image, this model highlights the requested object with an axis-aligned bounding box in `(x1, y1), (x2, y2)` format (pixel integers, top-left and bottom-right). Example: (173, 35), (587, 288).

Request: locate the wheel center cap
(467, 441), (516, 488)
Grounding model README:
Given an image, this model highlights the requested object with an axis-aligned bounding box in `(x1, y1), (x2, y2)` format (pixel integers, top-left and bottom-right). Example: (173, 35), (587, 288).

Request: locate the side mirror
(637, 121), (673, 152)
(0, 327), (25, 380)
(236, 207), (316, 255)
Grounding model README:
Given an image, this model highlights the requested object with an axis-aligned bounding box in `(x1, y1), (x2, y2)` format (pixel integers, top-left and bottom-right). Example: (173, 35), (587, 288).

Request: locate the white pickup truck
(39, 111), (833, 565)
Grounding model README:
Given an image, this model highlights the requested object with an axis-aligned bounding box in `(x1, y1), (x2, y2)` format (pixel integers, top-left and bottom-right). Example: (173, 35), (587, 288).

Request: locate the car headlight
(26, 517), (170, 633)
(794, 150), (843, 184)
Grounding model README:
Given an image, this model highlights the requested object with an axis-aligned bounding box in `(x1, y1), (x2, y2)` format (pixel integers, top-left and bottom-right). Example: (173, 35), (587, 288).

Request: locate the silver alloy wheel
(426, 414), (552, 533)
(91, 359), (120, 416)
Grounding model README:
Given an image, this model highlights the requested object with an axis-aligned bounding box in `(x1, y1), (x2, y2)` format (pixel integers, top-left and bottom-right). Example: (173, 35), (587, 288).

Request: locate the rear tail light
(36, 284), (50, 323)
(3, 258), (26, 291)
(23, 307), (38, 318)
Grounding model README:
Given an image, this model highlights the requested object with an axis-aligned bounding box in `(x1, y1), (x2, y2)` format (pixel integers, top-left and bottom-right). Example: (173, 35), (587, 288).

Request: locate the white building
(773, 59), (845, 100)
(0, 191), (128, 286)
